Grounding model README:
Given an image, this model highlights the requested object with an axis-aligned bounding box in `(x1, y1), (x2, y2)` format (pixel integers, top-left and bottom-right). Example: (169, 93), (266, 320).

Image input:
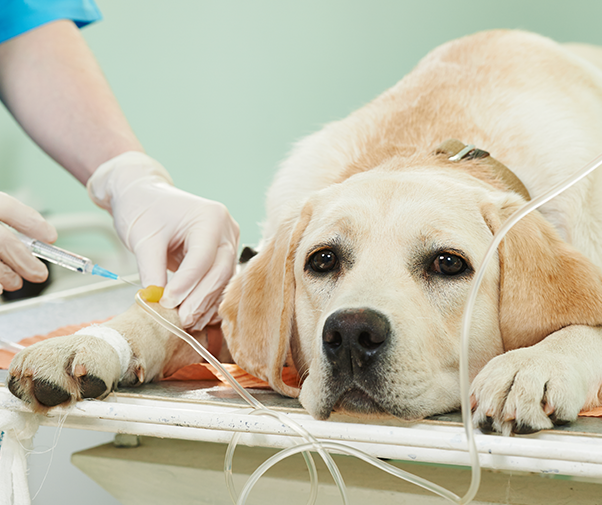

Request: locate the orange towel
(577, 407), (602, 417)
(163, 361), (300, 388)
(0, 320), (111, 369)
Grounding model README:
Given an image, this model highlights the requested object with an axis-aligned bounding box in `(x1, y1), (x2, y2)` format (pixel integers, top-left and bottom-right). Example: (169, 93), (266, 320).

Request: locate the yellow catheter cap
(138, 285), (164, 303)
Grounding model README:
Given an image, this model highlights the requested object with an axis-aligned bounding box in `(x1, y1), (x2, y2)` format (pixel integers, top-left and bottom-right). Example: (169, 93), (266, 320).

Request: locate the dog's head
(220, 166), (602, 420)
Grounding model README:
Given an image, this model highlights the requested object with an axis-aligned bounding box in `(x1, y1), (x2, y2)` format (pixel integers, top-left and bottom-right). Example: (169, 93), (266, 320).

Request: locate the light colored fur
(10, 30), (602, 435)
(8, 302), (226, 411)
(222, 30), (602, 434)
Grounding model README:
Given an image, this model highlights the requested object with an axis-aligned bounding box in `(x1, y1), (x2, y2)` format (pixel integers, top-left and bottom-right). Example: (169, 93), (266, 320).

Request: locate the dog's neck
(337, 140), (531, 202)
(435, 139), (531, 201)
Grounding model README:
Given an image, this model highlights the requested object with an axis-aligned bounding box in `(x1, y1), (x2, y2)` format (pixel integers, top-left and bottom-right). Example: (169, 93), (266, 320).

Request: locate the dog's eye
(431, 253), (468, 276)
(308, 249), (339, 273)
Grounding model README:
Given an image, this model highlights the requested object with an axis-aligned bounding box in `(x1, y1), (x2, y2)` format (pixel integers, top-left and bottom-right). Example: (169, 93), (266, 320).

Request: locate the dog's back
(264, 30), (602, 268)
(565, 42), (602, 73)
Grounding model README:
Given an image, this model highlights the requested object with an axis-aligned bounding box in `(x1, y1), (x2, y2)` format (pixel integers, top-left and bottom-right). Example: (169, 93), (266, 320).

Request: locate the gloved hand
(87, 152), (240, 330)
(0, 192), (57, 293)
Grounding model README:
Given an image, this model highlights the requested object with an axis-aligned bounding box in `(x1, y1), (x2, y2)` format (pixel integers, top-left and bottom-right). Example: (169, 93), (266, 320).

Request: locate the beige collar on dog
(435, 139), (531, 201)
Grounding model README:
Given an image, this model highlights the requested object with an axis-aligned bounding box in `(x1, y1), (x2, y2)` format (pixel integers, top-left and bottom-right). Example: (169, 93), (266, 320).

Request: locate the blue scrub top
(0, 0), (102, 44)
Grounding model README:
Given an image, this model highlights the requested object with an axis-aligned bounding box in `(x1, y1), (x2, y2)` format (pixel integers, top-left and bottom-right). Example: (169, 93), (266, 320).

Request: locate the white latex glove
(0, 192), (57, 293)
(87, 152), (239, 330)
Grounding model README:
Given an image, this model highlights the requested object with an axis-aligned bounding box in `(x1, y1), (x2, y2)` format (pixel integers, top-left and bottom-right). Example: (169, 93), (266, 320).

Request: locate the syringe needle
(119, 277), (143, 289)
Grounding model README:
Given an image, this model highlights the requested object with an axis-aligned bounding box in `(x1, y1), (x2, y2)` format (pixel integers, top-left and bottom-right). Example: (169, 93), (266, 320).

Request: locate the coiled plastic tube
(224, 413), (320, 505)
(134, 151), (602, 505)
(136, 289), (477, 502)
(458, 151), (602, 500)
(236, 441), (468, 505)
(134, 291), (346, 505)
(135, 289), (475, 504)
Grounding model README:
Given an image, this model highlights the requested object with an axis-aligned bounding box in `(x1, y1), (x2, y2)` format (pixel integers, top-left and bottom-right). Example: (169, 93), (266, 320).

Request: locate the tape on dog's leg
(75, 325), (132, 378)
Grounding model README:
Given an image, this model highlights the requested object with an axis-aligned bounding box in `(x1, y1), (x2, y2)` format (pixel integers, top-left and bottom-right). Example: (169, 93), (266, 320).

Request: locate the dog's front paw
(471, 347), (586, 435)
(8, 334), (123, 412)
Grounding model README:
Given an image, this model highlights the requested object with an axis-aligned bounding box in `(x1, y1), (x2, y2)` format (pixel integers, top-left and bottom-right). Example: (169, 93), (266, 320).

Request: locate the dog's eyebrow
(417, 232), (470, 254)
(305, 236), (345, 256)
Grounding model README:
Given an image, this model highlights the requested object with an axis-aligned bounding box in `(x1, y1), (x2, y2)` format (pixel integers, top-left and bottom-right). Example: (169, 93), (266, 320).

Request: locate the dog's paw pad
(79, 375), (109, 399)
(32, 379), (71, 407)
(7, 375), (29, 403)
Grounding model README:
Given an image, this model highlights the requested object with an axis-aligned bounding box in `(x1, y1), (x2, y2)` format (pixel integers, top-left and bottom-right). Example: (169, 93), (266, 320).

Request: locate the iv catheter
(16, 232), (139, 286)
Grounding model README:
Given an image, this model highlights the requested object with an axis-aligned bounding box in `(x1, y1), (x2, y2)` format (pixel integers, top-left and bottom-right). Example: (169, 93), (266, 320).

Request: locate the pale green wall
(1, 0), (601, 250)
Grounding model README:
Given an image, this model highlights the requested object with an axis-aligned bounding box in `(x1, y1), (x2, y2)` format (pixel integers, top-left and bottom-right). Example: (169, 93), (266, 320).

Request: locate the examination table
(1, 281), (602, 504)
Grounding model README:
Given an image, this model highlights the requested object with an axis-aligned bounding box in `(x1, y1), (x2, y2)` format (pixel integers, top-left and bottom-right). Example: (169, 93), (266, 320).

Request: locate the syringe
(17, 232), (121, 281)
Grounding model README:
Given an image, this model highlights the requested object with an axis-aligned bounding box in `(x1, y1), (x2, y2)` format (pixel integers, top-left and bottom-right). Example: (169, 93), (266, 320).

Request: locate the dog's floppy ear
(483, 197), (602, 351)
(219, 203), (313, 398)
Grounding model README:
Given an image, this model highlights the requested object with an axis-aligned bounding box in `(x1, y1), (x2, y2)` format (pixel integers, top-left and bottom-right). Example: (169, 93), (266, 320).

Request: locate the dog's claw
(73, 364), (87, 378)
(512, 421), (538, 435)
(134, 365), (145, 385)
(504, 409), (516, 422)
(470, 394), (477, 411)
(477, 416), (495, 433)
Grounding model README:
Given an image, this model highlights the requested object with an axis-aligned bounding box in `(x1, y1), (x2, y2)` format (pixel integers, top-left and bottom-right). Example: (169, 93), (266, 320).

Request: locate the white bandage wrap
(0, 397), (40, 505)
(75, 325), (132, 379)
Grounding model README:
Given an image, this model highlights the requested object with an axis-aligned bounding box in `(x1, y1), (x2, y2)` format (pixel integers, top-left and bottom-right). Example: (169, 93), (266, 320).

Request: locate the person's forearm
(0, 19), (143, 184)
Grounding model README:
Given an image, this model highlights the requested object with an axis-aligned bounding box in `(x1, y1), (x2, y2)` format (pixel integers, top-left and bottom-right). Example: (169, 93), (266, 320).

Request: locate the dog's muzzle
(322, 308), (391, 377)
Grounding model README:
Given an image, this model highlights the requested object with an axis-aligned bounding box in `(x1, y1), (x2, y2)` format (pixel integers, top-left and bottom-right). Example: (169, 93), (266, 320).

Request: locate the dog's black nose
(322, 308), (390, 373)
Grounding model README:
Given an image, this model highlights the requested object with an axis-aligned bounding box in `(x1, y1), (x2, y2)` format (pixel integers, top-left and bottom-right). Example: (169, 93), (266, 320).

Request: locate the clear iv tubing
(135, 299), (469, 504)
(459, 150), (602, 503)
(134, 291), (342, 505)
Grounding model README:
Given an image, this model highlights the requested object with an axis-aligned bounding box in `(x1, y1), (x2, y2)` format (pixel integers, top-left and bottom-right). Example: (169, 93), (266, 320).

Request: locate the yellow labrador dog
(9, 30), (602, 436)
